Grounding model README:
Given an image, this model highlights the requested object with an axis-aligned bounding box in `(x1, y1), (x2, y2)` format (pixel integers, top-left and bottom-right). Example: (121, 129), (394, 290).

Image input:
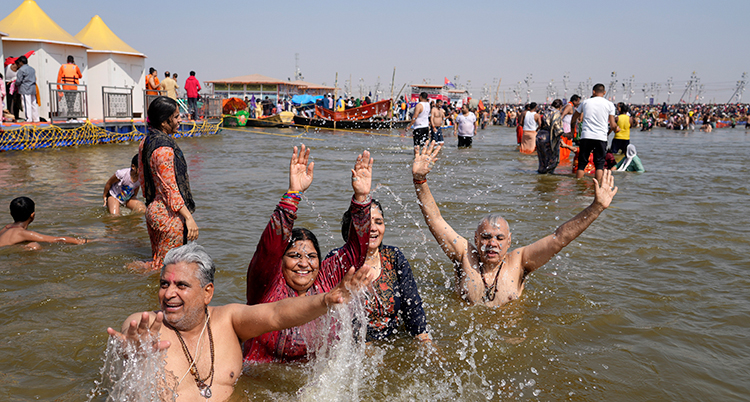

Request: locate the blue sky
(19, 0), (750, 103)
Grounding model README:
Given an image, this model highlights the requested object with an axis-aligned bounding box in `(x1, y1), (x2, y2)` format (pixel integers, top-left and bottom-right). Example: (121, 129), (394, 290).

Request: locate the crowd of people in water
(2, 83), (733, 400)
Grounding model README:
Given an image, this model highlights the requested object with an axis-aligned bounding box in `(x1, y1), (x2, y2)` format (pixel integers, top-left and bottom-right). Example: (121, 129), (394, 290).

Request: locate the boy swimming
(0, 197), (88, 250)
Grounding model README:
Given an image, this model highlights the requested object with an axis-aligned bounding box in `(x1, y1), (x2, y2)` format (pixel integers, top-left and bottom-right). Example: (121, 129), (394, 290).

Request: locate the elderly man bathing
(411, 141), (618, 307)
(107, 243), (374, 401)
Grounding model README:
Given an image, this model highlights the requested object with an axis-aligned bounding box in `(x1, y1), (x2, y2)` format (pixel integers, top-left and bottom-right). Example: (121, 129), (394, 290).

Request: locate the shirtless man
(430, 99), (446, 145)
(107, 242), (375, 401)
(560, 94), (581, 136)
(411, 141), (618, 306)
(0, 196), (87, 250)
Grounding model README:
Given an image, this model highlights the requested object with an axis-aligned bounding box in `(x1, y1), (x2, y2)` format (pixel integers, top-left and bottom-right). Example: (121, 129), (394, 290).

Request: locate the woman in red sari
(244, 144), (372, 363)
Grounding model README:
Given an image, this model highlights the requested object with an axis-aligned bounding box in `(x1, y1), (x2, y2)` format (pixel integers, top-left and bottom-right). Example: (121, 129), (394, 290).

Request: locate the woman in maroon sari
(244, 144), (373, 363)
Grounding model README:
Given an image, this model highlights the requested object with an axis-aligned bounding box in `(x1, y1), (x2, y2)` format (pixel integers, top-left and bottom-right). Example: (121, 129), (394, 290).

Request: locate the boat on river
(293, 99), (408, 129)
(223, 111), (294, 128)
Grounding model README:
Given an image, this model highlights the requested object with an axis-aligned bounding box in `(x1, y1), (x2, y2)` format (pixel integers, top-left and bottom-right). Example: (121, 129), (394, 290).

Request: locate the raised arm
(518, 170), (618, 274)
(319, 151), (373, 287)
(412, 141), (469, 263)
(234, 265), (375, 341)
(246, 145), (313, 304)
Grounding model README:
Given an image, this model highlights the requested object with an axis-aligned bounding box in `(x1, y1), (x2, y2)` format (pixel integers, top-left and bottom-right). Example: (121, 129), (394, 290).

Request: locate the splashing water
(297, 288), (382, 401)
(88, 333), (177, 402)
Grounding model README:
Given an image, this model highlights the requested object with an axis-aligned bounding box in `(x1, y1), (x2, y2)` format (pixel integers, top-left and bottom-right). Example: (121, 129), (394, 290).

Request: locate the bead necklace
(164, 308), (215, 399)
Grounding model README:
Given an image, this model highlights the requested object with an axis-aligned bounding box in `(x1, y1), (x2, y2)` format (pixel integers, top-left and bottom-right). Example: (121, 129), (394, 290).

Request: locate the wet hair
(189, 71), (196, 76)
(164, 71), (170, 78)
(529, 102), (537, 110)
(131, 154), (139, 168)
(163, 243), (215, 287)
(619, 103), (630, 115)
(570, 94), (581, 102)
(10, 196), (35, 222)
(287, 228), (321, 264)
(16, 56), (27, 65)
(340, 199), (382, 241)
(551, 99), (563, 109)
(593, 83), (606, 94)
(420, 92), (429, 100)
(147, 96), (178, 129)
(67, 55), (74, 63)
(149, 67), (155, 74)
(476, 213), (509, 233)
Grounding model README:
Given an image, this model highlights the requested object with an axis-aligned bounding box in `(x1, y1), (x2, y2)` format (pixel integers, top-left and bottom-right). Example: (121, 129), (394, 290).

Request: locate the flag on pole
(444, 77), (456, 89)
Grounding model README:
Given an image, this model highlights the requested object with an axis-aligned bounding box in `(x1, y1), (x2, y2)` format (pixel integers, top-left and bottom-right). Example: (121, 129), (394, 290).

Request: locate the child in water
(102, 154), (146, 215)
(0, 196), (88, 250)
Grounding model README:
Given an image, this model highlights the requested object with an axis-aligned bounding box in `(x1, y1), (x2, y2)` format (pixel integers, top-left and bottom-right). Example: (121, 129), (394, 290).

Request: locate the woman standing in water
(244, 144), (372, 363)
(520, 102), (541, 154)
(337, 199), (431, 342)
(138, 97), (198, 270)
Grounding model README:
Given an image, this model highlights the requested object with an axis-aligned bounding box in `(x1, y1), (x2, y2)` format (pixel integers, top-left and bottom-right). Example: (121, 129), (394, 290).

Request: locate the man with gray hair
(411, 141), (618, 307)
(107, 243), (375, 401)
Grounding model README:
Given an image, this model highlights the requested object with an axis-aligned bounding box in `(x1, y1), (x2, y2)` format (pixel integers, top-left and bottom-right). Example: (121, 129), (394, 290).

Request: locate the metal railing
(201, 96), (222, 119)
(49, 82), (88, 122)
(102, 86), (133, 122)
(144, 89), (167, 115)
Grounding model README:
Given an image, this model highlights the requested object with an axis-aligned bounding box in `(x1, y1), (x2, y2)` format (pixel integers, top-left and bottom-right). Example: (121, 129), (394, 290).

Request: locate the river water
(1, 124), (748, 401)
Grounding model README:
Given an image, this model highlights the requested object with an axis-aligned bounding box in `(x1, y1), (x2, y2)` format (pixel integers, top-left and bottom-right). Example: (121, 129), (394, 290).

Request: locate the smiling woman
(242, 144), (373, 363)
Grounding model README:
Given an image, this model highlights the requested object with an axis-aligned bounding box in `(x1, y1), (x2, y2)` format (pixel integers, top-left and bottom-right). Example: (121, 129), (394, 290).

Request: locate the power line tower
(514, 81), (523, 104)
(655, 83), (662, 103)
(294, 53), (304, 81)
(642, 84), (648, 104)
(608, 71), (618, 101)
(524, 73), (533, 103)
(562, 72), (570, 99)
(546, 80), (555, 103)
(727, 72), (747, 104)
(666, 77), (673, 104)
(679, 72), (699, 103)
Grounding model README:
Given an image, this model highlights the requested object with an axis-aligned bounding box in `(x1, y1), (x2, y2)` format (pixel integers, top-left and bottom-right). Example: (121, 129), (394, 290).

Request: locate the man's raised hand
(106, 311), (170, 352)
(412, 140), (442, 181)
(592, 169), (618, 209)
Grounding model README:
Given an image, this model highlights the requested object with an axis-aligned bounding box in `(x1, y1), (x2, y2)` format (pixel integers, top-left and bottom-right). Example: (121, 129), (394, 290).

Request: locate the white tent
(75, 15), (146, 120)
(0, 0), (89, 121)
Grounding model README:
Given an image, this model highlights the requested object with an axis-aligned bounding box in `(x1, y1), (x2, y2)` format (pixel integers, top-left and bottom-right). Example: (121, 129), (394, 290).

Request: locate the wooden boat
(293, 115), (409, 130)
(245, 111), (295, 128)
(292, 99), (408, 130)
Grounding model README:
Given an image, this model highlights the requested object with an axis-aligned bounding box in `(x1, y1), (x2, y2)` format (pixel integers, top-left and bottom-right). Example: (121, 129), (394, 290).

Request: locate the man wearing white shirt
(570, 84), (619, 182)
(454, 104), (477, 148)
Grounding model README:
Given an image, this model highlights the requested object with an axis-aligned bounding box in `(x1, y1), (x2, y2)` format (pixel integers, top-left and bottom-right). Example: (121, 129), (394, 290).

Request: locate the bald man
(411, 141), (618, 307)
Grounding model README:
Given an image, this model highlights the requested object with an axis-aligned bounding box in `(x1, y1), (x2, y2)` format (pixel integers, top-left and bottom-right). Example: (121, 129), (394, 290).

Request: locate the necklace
(482, 258), (505, 302)
(164, 308), (215, 399)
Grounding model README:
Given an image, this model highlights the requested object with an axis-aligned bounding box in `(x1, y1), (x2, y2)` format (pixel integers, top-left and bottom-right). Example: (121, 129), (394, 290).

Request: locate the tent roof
(75, 15), (145, 57)
(288, 80), (335, 90)
(0, 31), (7, 37)
(0, 0), (88, 48)
(206, 74), (287, 85)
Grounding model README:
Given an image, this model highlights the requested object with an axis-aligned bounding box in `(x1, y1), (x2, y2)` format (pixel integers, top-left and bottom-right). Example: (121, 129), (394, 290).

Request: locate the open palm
(289, 144), (314, 193)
